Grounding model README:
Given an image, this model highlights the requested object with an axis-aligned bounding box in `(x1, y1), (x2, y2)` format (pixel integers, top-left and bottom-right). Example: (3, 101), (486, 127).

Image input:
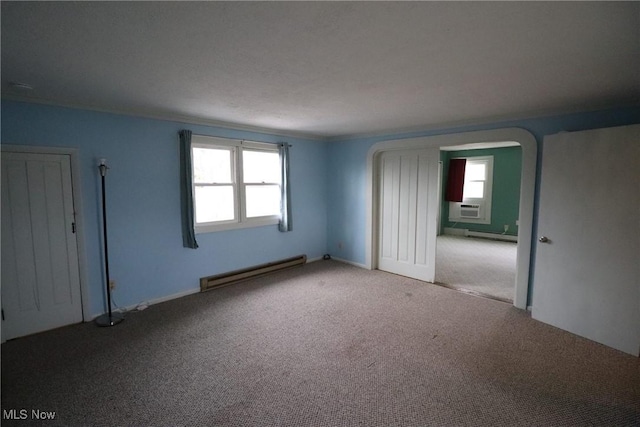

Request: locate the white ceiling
(2, 2), (638, 139)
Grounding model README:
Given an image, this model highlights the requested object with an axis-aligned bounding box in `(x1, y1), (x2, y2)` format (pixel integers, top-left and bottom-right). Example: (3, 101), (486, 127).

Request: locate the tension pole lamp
(95, 158), (124, 327)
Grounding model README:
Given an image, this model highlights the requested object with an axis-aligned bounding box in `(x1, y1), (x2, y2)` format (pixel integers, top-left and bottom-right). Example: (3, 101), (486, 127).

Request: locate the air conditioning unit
(460, 204), (480, 219)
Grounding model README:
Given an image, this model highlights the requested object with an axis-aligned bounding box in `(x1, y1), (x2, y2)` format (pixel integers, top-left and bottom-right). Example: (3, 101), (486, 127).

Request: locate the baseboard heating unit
(443, 227), (517, 243)
(200, 254), (307, 292)
(465, 230), (518, 243)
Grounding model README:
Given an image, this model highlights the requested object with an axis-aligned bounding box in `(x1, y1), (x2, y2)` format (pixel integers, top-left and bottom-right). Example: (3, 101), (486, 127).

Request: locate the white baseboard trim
(90, 287), (201, 320)
(306, 256), (324, 263)
(331, 257), (369, 269)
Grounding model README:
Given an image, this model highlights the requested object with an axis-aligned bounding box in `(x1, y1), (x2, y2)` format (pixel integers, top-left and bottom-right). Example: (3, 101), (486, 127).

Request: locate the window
(449, 156), (493, 224)
(192, 135), (281, 233)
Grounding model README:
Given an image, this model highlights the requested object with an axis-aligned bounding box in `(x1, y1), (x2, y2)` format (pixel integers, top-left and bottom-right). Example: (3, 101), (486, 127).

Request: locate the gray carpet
(2, 260), (639, 426)
(436, 235), (517, 302)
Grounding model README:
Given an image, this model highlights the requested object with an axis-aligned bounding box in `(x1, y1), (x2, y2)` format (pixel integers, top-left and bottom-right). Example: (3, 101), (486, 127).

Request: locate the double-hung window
(192, 135), (281, 233)
(448, 156), (494, 224)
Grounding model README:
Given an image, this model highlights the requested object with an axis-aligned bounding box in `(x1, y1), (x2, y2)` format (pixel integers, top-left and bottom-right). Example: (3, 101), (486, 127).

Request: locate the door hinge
(2, 308), (4, 321)
(72, 222), (76, 233)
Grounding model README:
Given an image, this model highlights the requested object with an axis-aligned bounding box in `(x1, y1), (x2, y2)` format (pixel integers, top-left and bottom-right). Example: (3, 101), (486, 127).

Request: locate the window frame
(448, 155), (494, 224)
(191, 135), (281, 234)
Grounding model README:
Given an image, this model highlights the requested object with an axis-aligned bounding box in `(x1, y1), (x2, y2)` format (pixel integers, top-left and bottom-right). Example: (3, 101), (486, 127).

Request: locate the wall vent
(460, 204), (481, 218)
(200, 255), (307, 292)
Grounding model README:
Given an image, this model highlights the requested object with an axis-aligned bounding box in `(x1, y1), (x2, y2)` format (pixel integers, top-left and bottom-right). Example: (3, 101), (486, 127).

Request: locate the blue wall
(326, 107), (640, 283)
(2, 100), (639, 313)
(1, 101), (328, 317)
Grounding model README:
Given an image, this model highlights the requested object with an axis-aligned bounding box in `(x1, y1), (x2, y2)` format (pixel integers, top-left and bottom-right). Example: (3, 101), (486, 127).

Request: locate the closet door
(1, 152), (83, 340)
(378, 149), (439, 283)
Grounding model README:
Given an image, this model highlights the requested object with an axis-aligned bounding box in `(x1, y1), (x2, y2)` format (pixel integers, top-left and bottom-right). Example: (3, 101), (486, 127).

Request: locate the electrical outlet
(109, 280), (116, 290)
(338, 242), (343, 249)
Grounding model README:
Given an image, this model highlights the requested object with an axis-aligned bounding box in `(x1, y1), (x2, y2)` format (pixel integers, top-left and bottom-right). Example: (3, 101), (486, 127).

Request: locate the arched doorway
(365, 128), (537, 309)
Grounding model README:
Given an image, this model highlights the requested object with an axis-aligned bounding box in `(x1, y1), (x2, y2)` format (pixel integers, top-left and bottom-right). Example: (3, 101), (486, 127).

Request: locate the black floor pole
(95, 160), (123, 327)
(101, 172), (113, 318)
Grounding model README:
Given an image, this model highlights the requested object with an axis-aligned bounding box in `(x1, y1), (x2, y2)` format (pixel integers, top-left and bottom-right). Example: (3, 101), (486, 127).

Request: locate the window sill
(195, 217), (280, 234)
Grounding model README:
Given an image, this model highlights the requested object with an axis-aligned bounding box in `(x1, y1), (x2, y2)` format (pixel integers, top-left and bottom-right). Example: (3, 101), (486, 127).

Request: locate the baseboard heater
(465, 230), (518, 243)
(200, 254), (307, 292)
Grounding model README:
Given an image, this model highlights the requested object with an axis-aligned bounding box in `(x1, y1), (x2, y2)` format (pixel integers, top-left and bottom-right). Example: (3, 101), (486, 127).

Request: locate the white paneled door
(378, 149), (439, 282)
(532, 124), (639, 356)
(2, 152), (83, 341)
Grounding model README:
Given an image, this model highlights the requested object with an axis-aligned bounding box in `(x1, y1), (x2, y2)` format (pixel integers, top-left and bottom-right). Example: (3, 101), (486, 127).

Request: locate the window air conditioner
(460, 204), (480, 219)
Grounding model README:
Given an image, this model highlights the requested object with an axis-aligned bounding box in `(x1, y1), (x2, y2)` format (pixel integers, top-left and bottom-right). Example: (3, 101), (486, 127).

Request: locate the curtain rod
(190, 132), (292, 147)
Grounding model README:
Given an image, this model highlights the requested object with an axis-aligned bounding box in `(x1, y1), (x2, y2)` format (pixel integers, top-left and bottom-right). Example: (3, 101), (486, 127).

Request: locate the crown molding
(326, 102), (640, 143)
(4, 95), (637, 144)
(1, 95), (330, 142)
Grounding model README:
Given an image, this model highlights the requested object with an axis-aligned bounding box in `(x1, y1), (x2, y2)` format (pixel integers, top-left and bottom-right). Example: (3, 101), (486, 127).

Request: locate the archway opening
(365, 128), (537, 309)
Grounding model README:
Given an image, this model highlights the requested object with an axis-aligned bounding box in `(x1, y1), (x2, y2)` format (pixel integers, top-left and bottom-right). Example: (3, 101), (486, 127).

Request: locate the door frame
(366, 128), (537, 309)
(1, 145), (90, 322)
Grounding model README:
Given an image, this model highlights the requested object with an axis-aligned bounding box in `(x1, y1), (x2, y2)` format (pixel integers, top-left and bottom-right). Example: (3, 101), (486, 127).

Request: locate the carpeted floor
(2, 261), (638, 426)
(436, 235), (517, 302)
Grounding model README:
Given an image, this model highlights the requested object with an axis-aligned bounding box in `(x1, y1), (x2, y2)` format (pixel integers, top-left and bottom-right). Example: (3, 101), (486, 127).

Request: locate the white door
(378, 149), (439, 282)
(1, 152), (83, 340)
(532, 124), (639, 356)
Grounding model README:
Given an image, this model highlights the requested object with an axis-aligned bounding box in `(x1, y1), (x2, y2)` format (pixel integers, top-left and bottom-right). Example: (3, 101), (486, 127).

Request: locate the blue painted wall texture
(1, 101), (328, 316)
(326, 107), (640, 271)
(2, 100), (639, 312)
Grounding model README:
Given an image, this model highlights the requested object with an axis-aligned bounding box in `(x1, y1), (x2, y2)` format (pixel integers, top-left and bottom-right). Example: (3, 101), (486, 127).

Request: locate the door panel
(532, 124), (639, 356)
(378, 149), (438, 282)
(2, 152), (83, 340)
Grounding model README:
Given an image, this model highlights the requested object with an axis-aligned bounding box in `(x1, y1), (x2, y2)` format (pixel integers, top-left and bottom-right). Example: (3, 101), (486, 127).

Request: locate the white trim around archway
(365, 128), (537, 309)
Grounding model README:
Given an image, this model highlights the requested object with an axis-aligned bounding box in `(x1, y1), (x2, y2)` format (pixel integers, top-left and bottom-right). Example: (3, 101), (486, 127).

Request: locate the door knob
(539, 236), (549, 243)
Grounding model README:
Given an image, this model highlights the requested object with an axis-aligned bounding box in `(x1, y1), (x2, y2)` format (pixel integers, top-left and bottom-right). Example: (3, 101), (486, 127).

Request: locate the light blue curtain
(279, 143), (292, 232)
(179, 130), (199, 248)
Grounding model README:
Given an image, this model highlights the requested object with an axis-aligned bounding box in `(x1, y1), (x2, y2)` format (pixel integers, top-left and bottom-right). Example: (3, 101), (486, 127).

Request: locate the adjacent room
(435, 144), (521, 303)
(2, 2), (639, 426)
